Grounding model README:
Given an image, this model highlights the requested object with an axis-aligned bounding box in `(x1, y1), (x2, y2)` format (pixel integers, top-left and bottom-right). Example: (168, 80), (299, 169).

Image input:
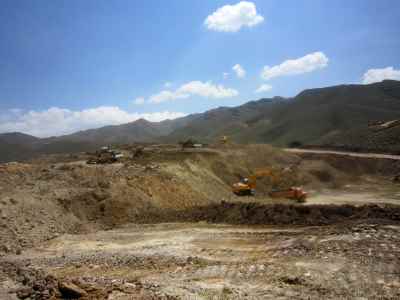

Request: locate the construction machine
(268, 187), (307, 203)
(179, 139), (196, 150)
(87, 147), (123, 164)
(232, 168), (307, 202)
(232, 169), (278, 196)
(220, 136), (229, 144)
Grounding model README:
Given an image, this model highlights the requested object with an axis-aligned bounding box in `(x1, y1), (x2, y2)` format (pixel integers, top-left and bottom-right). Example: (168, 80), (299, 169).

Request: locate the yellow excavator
(220, 136), (229, 144)
(232, 168), (307, 203)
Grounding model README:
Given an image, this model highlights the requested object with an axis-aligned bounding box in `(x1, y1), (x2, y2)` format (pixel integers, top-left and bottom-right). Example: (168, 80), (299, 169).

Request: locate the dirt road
(285, 148), (400, 161)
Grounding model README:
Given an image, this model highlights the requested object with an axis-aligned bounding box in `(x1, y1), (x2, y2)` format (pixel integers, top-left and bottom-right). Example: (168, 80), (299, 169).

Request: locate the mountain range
(1, 80), (400, 162)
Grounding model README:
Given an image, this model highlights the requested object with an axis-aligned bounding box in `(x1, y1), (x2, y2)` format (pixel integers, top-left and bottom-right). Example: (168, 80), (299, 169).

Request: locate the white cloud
(223, 72), (229, 79)
(0, 106), (186, 137)
(255, 84), (272, 94)
(164, 82), (172, 88)
(179, 81), (238, 98)
(232, 64), (246, 78)
(261, 52), (329, 80)
(362, 67), (400, 84)
(149, 90), (189, 104)
(204, 1), (264, 32)
(149, 80), (239, 103)
(133, 97), (145, 105)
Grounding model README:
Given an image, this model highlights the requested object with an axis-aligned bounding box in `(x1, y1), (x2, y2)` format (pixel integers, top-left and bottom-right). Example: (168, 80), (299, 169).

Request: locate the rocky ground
(0, 144), (399, 299)
(1, 219), (400, 299)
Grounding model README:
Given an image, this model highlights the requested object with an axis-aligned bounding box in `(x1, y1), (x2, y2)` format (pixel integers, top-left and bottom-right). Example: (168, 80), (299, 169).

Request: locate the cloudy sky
(1, 0), (400, 137)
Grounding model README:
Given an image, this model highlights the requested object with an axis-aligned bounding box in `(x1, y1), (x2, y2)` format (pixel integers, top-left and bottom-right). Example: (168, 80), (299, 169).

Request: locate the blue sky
(0, 0), (400, 137)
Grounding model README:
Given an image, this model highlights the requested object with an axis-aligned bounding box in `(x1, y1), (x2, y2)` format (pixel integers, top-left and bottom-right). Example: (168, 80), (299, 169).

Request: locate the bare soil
(0, 144), (399, 299)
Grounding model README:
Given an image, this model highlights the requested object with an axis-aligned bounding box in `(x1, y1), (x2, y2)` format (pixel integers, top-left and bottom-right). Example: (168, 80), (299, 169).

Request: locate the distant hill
(0, 80), (399, 162)
(314, 119), (400, 154)
(0, 132), (40, 162)
(0, 132), (39, 144)
(53, 117), (192, 144)
(166, 80), (400, 148)
(164, 97), (289, 143)
(0, 115), (198, 163)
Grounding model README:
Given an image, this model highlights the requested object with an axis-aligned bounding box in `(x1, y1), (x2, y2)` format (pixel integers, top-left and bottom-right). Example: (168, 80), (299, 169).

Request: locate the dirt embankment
(1, 145), (400, 300)
(176, 201), (400, 226)
(0, 145), (294, 253)
(288, 149), (400, 177)
(0, 144), (398, 255)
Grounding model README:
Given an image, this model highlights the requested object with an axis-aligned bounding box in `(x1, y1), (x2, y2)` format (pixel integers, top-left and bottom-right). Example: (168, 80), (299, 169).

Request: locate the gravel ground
(1, 219), (399, 299)
(1, 146), (399, 299)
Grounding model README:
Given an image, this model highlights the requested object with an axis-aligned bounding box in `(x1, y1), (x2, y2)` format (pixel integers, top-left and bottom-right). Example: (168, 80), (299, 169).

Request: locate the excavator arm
(233, 168), (280, 194)
(247, 169), (281, 189)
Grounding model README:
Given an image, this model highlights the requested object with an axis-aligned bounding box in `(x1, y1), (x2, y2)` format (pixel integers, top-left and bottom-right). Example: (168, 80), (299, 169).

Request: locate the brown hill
(166, 80), (400, 149)
(1, 80), (399, 162)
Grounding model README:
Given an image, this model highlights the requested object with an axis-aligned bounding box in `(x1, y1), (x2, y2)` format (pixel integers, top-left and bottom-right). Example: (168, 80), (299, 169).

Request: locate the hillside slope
(54, 117), (195, 144)
(315, 120), (400, 154)
(165, 97), (288, 143)
(0, 133), (40, 162)
(1, 80), (399, 162)
(167, 80), (400, 148)
(0, 116), (196, 162)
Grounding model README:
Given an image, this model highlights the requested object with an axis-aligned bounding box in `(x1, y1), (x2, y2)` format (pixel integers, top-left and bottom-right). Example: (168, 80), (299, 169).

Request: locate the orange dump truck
(269, 187), (307, 203)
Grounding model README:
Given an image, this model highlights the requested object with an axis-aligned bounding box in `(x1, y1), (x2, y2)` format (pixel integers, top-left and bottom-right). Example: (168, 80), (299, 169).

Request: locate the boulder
(58, 281), (87, 298)
(16, 287), (33, 299)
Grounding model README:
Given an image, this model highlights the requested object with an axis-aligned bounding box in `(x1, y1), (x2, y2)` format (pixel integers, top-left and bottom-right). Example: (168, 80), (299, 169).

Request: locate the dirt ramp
(181, 202), (400, 226)
(296, 152), (400, 176)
